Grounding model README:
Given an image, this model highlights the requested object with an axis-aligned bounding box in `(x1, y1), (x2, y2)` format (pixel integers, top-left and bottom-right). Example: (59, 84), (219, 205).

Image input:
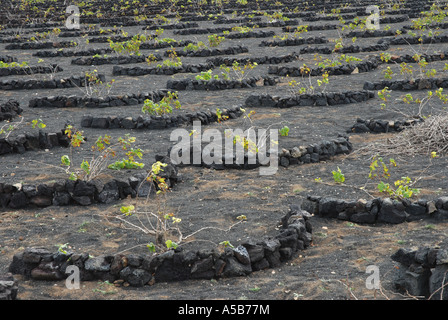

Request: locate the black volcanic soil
(1, 1), (448, 301)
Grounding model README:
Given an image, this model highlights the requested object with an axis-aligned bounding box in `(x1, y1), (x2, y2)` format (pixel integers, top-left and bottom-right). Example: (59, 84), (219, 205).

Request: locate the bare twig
(428, 269), (448, 300)
(364, 113), (448, 157)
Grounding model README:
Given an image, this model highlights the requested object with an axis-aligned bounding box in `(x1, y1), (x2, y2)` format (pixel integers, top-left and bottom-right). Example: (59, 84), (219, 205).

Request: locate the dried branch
(361, 113), (448, 158)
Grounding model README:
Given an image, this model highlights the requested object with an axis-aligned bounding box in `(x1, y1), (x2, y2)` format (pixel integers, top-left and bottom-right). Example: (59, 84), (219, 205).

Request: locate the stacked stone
(173, 26), (233, 35)
(8, 205), (312, 287)
(0, 64), (63, 77)
(236, 20), (298, 28)
(0, 157), (179, 209)
(279, 134), (353, 167)
(171, 45), (248, 57)
(296, 46), (333, 55)
(378, 15), (409, 23)
(226, 30), (276, 39)
(33, 48), (114, 58)
(268, 60), (379, 77)
(75, 35), (134, 43)
(81, 105), (244, 130)
(5, 41), (77, 50)
(71, 54), (162, 66)
(303, 196), (448, 224)
(303, 13), (356, 21)
(167, 76), (279, 91)
(179, 15), (215, 22)
(212, 16), (262, 24)
(0, 55), (17, 63)
(112, 62), (215, 76)
(58, 29), (119, 37)
(0, 75), (105, 91)
(259, 36), (328, 47)
(0, 36), (43, 43)
(206, 52), (299, 66)
(338, 42), (390, 53)
(169, 133), (352, 169)
(0, 100), (22, 121)
(348, 118), (423, 134)
(0, 129), (70, 156)
(389, 34), (448, 45)
(391, 246), (448, 300)
(263, 42), (388, 54)
(244, 90), (375, 108)
(0, 273), (18, 300)
(282, 11), (317, 18)
(98, 17), (149, 27)
(282, 25), (338, 32)
(174, 27), (277, 38)
(29, 90), (170, 108)
(379, 51), (448, 64)
(143, 22), (199, 30)
(346, 29), (406, 38)
(140, 40), (195, 50)
(364, 78), (448, 91)
(402, 22), (448, 31)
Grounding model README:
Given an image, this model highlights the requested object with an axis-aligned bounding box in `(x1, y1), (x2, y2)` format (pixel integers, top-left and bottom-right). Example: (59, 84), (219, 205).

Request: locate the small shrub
(368, 156), (420, 200)
(279, 126), (290, 136)
(208, 34), (225, 47)
(195, 69), (218, 81)
(142, 91), (181, 116)
(61, 130), (141, 181)
(183, 41), (207, 52)
(215, 108), (229, 123)
(219, 60), (258, 82)
(81, 69), (115, 98)
(108, 34), (147, 56)
(332, 167), (345, 184)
